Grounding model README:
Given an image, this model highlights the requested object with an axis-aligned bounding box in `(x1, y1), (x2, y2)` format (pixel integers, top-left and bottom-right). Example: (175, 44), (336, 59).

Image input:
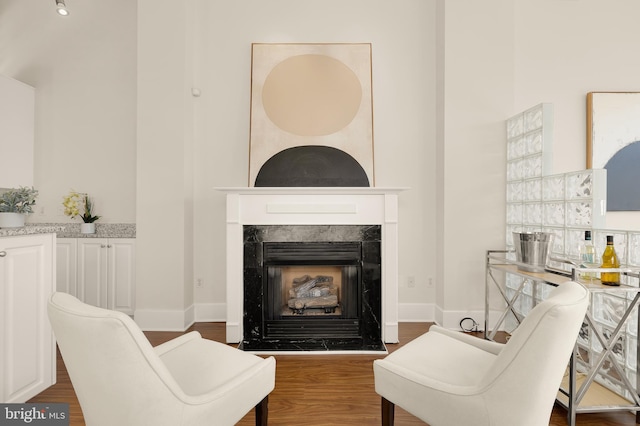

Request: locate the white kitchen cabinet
(0, 74), (34, 188)
(0, 233), (56, 403)
(76, 238), (135, 315)
(56, 238), (77, 295)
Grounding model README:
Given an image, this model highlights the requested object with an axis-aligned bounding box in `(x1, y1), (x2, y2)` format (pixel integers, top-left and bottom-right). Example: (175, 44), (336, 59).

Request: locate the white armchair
(374, 280), (589, 426)
(47, 292), (276, 426)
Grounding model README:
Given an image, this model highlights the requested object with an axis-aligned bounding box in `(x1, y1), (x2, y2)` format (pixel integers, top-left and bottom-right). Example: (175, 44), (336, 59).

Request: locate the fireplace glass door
(263, 242), (361, 339)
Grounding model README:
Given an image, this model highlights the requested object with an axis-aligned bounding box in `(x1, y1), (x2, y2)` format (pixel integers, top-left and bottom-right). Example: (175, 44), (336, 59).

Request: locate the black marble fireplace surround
(241, 224), (384, 352)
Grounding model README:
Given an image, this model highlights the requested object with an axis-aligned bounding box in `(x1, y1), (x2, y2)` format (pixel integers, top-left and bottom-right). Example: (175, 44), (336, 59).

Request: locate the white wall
(436, 0), (515, 327)
(435, 0), (640, 328)
(513, 0), (640, 232)
(3, 0), (640, 330)
(191, 0), (438, 311)
(135, 0), (197, 329)
(0, 0), (137, 223)
(1, 0), (437, 329)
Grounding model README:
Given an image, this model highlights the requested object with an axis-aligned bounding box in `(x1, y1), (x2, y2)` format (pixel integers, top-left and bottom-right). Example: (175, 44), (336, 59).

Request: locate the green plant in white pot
(62, 190), (101, 234)
(0, 186), (39, 228)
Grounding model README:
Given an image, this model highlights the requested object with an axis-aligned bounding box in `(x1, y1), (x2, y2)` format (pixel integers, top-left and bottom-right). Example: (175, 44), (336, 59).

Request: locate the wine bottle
(578, 230), (598, 280)
(600, 235), (620, 286)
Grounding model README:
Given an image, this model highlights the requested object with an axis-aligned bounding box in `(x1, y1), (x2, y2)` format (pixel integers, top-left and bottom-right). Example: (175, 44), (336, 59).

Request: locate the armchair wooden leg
(381, 397), (395, 426)
(255, 395), (268, 426)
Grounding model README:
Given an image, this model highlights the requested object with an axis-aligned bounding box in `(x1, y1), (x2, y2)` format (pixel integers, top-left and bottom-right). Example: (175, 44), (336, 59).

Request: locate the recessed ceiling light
(56, 0), (69, 16)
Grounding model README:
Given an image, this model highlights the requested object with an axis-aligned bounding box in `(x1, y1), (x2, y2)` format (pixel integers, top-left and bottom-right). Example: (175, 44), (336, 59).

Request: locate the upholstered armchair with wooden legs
(374, 281), (589, 426)
(47, 292), (276, 426)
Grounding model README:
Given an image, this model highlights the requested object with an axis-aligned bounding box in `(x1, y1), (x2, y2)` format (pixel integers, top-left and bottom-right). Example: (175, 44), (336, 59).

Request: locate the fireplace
(219, 187), (404, 352)
(242, 226), (383, 351)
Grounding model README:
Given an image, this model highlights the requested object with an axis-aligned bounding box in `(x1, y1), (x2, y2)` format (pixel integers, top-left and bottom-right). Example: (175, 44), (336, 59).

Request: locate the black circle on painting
(255, 146), (370, 187)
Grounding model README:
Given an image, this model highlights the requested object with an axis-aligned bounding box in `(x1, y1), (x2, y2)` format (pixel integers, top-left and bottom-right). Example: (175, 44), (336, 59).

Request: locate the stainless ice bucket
(512, 232), (554, 272)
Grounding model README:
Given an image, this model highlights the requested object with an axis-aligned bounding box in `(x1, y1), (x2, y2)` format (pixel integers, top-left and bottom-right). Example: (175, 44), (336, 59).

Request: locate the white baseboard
(398, 303), (435, 322)
(396, 303), (489, 332)
(441, 310), (484, 331)
(134, 302), (503, 334)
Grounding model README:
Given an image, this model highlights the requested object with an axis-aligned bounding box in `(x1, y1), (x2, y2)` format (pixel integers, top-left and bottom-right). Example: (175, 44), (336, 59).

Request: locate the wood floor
(29, 322), (638, 425)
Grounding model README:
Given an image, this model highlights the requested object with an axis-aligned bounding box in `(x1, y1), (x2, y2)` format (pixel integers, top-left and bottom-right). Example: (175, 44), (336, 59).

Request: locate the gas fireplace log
(290, 283), (337, 299)
(292, 275), (333, 285)
(288, 295), (338, 310)
(292, 275), (312, 284)
(290, 276), (334, 298)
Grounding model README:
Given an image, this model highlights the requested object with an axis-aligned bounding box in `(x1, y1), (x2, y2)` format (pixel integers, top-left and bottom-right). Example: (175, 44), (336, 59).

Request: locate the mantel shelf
(215, 187), (409, 195)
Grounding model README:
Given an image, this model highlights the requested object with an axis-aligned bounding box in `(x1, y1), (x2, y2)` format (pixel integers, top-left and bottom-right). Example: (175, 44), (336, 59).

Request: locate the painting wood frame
(587, 92), (640, 211)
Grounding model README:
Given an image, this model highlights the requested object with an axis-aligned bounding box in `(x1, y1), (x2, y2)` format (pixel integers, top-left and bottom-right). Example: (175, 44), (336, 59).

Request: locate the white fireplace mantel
(217, 187), (408, 344)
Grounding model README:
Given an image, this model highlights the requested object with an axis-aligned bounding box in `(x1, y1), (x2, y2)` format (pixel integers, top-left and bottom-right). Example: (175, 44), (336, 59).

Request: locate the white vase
(80, 223), (96, 234)
(0, 212), (26, 228)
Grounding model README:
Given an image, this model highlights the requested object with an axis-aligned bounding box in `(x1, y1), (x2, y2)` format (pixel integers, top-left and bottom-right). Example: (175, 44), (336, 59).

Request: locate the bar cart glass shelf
(486, 250), (640, 426)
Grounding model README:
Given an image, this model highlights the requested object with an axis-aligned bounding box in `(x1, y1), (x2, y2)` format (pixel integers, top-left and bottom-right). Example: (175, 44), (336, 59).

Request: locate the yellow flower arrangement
(62, 190), (101, 223)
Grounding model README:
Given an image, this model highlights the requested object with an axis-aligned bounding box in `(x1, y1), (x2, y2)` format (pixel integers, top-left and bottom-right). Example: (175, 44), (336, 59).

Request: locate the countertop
(0, 223), (136, 238)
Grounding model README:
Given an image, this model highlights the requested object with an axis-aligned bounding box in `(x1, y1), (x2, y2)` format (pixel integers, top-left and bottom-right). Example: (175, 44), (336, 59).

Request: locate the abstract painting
(587, 92), (640, 211)
(248, 43), (374, 187)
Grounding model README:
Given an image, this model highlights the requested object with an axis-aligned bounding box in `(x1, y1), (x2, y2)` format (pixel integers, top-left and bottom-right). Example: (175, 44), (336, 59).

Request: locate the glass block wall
(504, 103), (640, 402)
(505, 103), (608, 262)
(505, 103), (640, 269)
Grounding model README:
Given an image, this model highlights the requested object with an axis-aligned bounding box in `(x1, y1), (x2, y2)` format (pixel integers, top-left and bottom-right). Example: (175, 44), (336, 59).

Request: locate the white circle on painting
(262, 54), (362, 136)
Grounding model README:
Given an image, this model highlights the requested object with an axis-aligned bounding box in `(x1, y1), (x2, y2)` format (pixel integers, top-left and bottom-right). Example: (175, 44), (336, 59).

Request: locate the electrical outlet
(407, 276), (416, 288)
(427, 277), (434, 288)
(196, 278), (203, 288)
